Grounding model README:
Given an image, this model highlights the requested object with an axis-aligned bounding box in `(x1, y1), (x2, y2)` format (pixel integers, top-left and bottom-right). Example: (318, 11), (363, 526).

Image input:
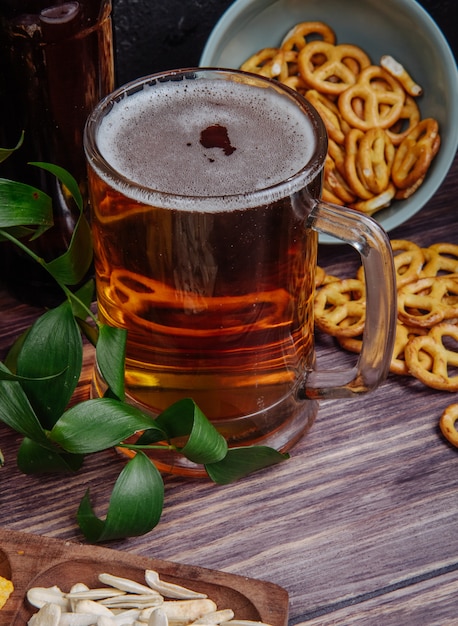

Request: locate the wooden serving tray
(0, 528), (288, 625)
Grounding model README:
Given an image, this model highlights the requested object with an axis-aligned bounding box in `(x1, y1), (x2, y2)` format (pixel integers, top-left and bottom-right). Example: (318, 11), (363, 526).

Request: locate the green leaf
(71, 279), (95, 319)
(30, 162), (83, 211)
(25, 163), (92, 286)
(3, 327), (30, 374)
(50, 398), (165, 454)
(0, 225), (35, 242)
(96, 325), (127, 401)
(0, 179), (53, 231)
(154, 398), (228, 464)
(16, 300), (83, 429)
(77, 318), (99, 347)
(0, 363), (51, 448)
(44, 211), (93, 285)
(17, 437), (84, 474)
(0, 132), (24, 164)
(77, 451), (164, 542)
(205, 446), (289, 485)
(0, 368), (65, 382)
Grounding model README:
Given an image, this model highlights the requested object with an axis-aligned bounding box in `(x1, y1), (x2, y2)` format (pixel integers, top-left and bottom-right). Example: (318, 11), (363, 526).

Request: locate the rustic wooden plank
(295, 566), (458, 625)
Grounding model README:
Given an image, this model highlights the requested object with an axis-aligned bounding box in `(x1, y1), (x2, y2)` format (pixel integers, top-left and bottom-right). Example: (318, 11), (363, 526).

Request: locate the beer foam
(95, 76), (320, 210)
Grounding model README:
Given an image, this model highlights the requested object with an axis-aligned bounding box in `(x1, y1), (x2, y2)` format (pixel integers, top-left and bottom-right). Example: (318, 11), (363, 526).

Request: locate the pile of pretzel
(314, 239), (458, 447)
(240, 21), (440, 215)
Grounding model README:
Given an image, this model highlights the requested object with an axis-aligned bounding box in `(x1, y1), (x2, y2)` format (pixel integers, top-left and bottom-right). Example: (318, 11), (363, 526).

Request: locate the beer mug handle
(305, 201), (397, 398)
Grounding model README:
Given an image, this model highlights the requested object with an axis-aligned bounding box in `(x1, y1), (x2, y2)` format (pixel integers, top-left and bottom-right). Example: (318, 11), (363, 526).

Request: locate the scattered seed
(147, 607), (169, 626)
(145, 570), (207, 600)
(73, 599), (113, 616)
(67, 588), (127, 601)
(96, 618), (118, 626)
(28, 602), (61, 626)
(191, 608), (235, 624)
(27, 586), (69, 610)
(59, 613), (104, 626)
(99, 593), (163, 609)
(98, 573), (161, 597)
(26, 570), (273, 626)
(159, 599), (217, 620)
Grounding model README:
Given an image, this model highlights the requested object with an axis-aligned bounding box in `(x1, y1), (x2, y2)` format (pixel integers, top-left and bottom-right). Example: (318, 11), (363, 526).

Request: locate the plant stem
(119, 443), (176, 452)
(0, 227), (98, 325)
(0, 228), (45, 266)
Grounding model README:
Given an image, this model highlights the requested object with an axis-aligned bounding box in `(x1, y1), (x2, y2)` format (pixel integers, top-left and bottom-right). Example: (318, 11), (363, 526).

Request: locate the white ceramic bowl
(200, 0), (458, 243)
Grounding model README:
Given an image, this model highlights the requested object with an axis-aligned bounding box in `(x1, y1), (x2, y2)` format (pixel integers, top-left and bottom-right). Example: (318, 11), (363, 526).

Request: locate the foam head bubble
(93, 74), (322, 209)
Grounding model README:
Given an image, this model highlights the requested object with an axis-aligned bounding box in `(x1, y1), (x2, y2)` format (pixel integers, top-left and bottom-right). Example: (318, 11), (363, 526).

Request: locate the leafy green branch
(0, 150), (288, 542)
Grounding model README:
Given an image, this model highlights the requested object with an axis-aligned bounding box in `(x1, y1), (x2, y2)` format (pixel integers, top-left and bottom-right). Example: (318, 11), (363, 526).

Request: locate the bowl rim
(200, 0), (458, 242)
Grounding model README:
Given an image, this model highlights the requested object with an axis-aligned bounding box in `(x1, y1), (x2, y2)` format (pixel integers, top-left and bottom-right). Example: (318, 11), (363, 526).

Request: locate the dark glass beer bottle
(0, 0), (114, 305)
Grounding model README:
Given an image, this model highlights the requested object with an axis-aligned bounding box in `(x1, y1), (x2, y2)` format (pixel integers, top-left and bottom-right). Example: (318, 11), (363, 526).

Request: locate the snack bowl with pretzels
(200, 0), (458, 242)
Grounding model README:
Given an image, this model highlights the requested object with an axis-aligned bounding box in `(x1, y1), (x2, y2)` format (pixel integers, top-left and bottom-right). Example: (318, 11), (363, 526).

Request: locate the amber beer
(85, 70), (326, 456)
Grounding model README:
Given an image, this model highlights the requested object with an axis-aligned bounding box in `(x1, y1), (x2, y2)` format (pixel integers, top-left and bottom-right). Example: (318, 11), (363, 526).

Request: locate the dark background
(112, 0), (457, 87)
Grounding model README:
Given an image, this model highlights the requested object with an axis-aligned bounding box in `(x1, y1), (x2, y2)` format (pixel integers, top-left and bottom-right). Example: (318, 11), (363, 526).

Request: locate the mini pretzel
(420, 244), (458, 278)
(350, 184), (396, 215)
(298, 41), (371, 95)
(397, 275), (458, 328)
(439, 403), (458, 447)
(391, 239), (425, 287)
(322, 184), (345, 206)
(338, 65), (405, 131)
(337, 321), (430, 376)
(314, 278), (366, 337)
(357, 239), (425, 287)
(328, 138), (346, 176)
(391, 118), (440, 191)
(281, 21), (336, 50)
(315, 265), (327, 287)
(305, 89), (351, 145)
(357, 127), (395, 194)
(386, 95), (421, 146)
(315, 267), (340, 287)
(390, 322), (431, 376)
(404, 322), (458, 391)
(283, 74), (307, 93)
(240, 48), (282, 77)
(269, 49), (299, 81)
(324, 154), (357, 205)
(344, 129), (375, 200)
(344, 128), (396, 212)
(380, 54), (423, 97)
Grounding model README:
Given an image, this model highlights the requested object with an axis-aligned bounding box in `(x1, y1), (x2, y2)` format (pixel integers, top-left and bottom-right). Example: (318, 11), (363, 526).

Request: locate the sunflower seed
(96, 618), (118, 626)
(59, 612), (105, 626)
(27, 586), (69, 610)
(67, 588), (127, 601)
(191, 609), (235, 624)
(147, 607), (169, 626)
(145, 571), (207, 600)
(100, 594), (163, 609)
(28, 602), (61, 626)
(73, 599), (113, 616)
(158, 599), (217, 620)
(68, 584), (91, 612)
(99, 574), (162, 597)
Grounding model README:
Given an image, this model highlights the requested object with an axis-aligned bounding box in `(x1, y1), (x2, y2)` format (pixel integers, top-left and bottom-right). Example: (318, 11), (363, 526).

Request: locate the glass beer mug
(84, 68), (397, 474)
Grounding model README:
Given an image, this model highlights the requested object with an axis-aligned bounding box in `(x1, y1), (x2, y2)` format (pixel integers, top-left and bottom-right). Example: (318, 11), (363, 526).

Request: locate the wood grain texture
(0, 154), (457, 625)
(0, 528), (288, 625)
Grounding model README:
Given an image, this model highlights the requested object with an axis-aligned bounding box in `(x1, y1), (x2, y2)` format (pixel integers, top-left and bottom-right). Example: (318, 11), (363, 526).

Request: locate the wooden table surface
(1, 154), (457, 625)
